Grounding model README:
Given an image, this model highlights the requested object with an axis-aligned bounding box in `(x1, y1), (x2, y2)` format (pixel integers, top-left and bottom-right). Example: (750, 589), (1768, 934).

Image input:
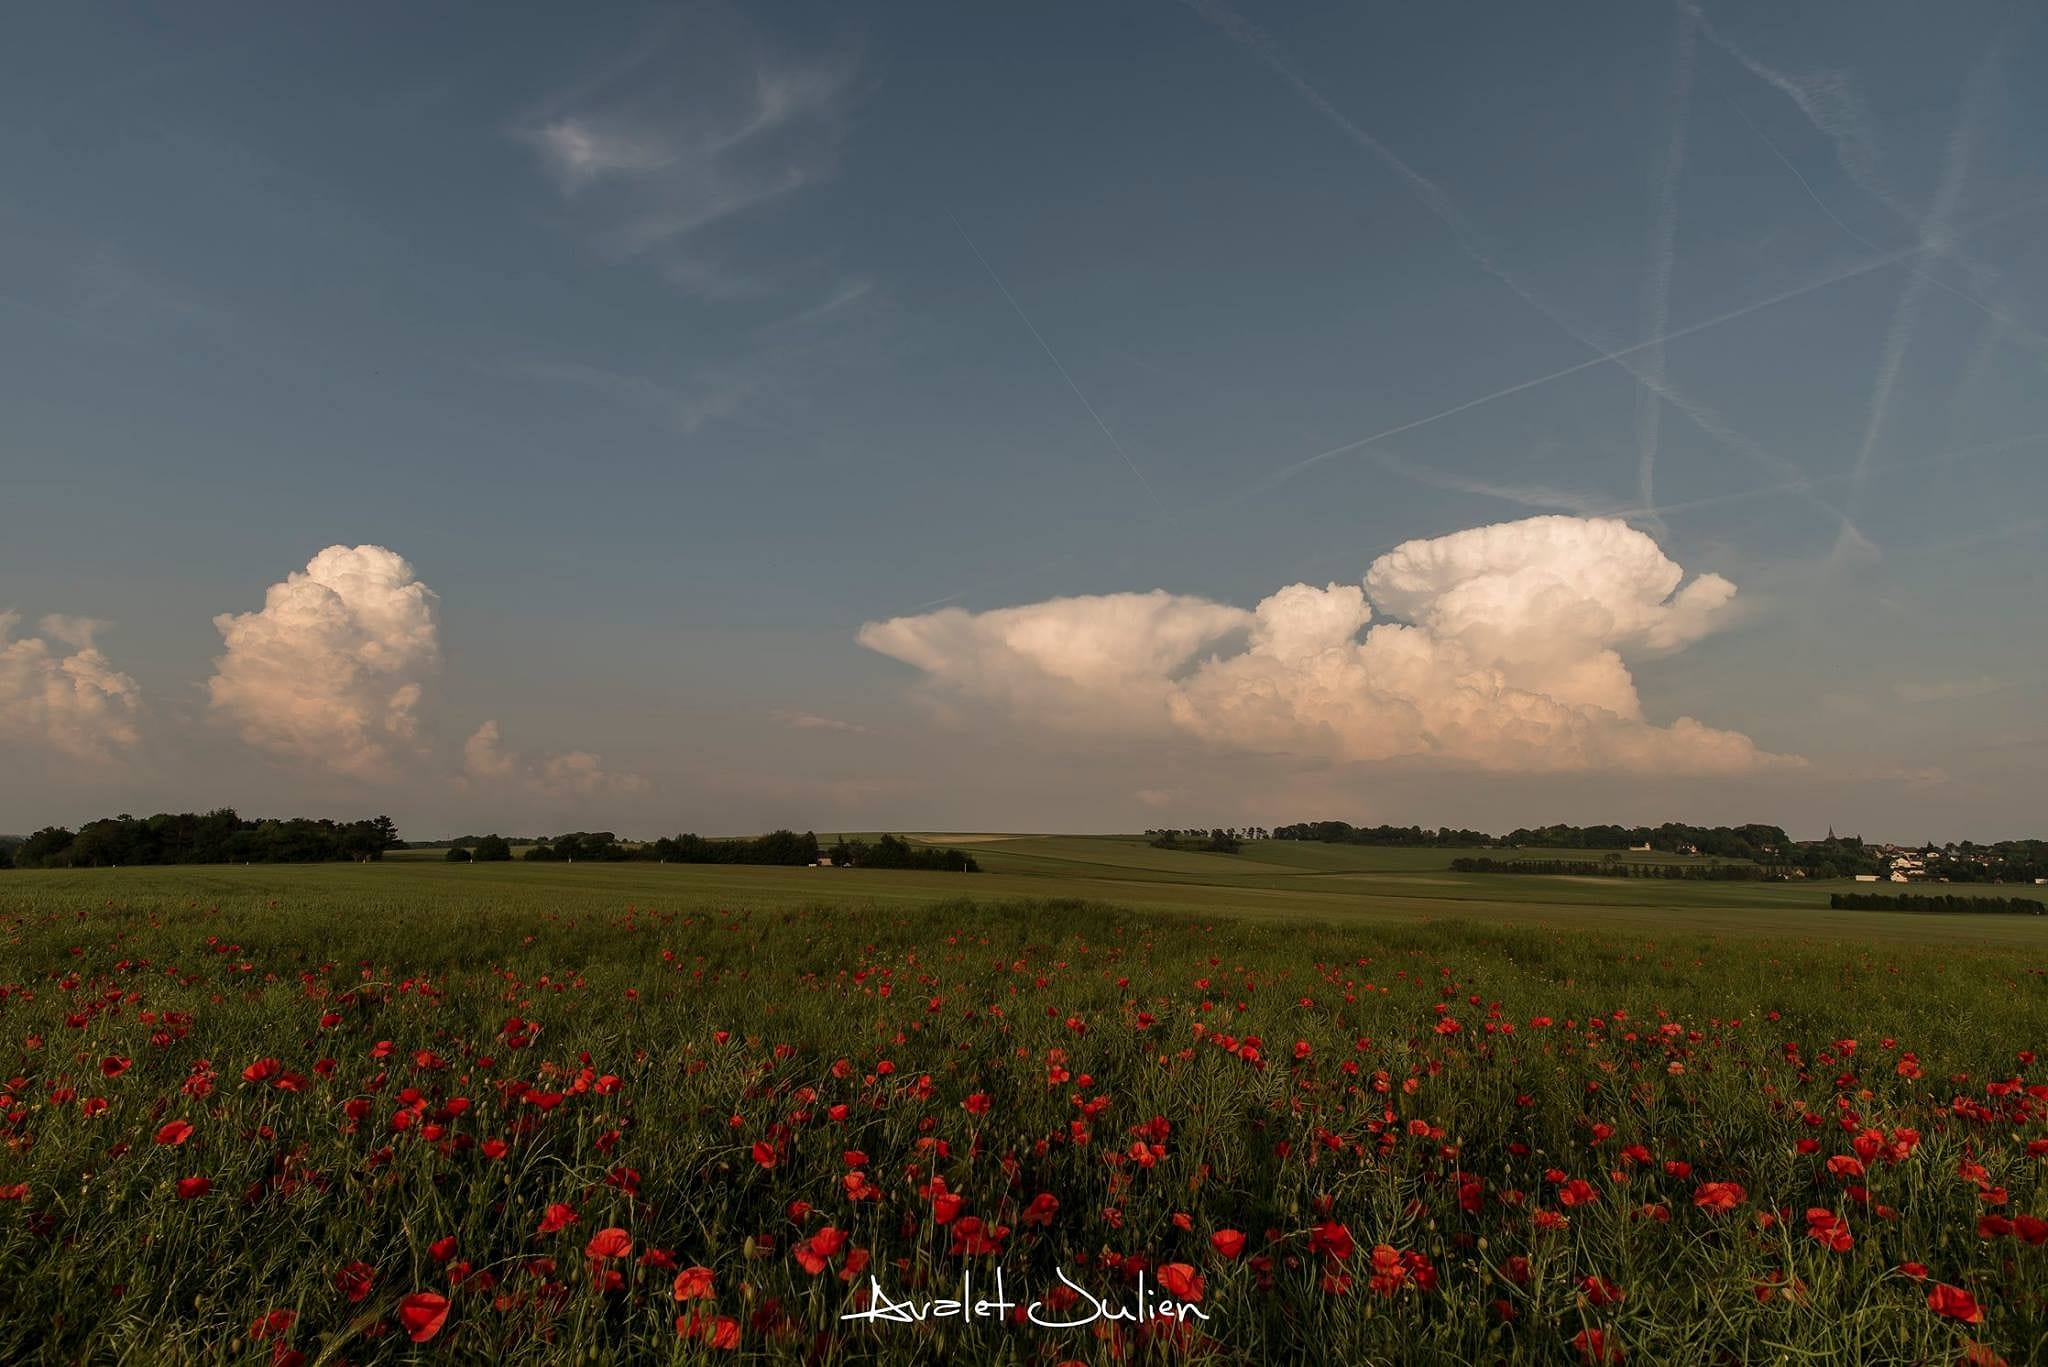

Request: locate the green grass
(0, 842), (2043, 1364)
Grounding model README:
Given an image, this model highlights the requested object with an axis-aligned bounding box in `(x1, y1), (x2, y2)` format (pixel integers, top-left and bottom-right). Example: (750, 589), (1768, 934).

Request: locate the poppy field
(2, 859), (2045, 1364)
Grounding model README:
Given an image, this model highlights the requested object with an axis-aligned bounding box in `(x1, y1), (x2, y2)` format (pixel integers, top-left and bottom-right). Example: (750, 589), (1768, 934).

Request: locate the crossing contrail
(1227, 227), (1996, 504)
(1834, 57), (1987, 562)
(948, 211), (1166, 513)
(1709, 18), (2044, 347)
(1184, 0), (1854, 535)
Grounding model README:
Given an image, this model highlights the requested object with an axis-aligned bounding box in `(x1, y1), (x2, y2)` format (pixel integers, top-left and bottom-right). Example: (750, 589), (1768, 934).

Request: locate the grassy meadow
(2, 838), (2044, 1364)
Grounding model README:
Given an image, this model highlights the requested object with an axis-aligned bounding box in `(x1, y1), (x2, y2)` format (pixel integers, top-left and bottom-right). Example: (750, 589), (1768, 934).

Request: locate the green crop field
(2, 839), (2044, 1364)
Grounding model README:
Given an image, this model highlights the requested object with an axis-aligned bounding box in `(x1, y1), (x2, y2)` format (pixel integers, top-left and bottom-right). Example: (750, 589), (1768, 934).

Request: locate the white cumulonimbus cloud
(463, 720), (649, 799)
(859, 516), (1798, 775)
(0, 612), (141, 761)
(208, 545), (440, 778)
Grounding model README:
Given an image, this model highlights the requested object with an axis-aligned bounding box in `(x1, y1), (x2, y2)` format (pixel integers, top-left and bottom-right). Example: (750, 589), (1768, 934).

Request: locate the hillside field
(1, 838), (2044, 1364)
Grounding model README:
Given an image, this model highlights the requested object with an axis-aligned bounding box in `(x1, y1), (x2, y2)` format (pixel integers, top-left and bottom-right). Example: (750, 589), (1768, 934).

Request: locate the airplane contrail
(1225, 223), (2011, 504)
(1835, 57), (1986, 560)
(948, 211), (1166, 513)
(1184, 0), (1853, 534)
(1707, 15), (2044, 347)
(1634, 4), (1699, 520)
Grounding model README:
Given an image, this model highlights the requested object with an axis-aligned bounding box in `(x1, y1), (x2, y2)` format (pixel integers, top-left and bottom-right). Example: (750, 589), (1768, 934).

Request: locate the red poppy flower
(673, 1265), (716, 1301)
(1927, 1284), (1984, 1324)
(249, 1309), (295, 1341)
(1308, 1220), (1354, 1261)
(398, 1291), (450, 1343)
(1367, 1245), (1407, 1296)
(335, 1262), (375, 1303)
(1573, 1326), (1625, 1364)
(99, 1056), (131, 1078)
(537, 1203), (578, 1235)
(585, 1228), (632, 1261)
(1805, 1208), (1853, 1253)
(1211, 1229), (1246, 1259)
(795, 1226), (847, 1275)
(1156, 1263), (1203, 1303)
(154, 1119), (194, 1146)
(176, 1176), (212, 1200)
(751, 1140), (777, 1169)
(679, 1309), (740, 1348)
(1580, 1275), (1626, 1308)
(1693, 1182), (1745, 1213)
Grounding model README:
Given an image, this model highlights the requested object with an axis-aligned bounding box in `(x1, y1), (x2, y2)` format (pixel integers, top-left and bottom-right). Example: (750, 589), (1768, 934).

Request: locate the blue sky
(2, 0), (2043, 840)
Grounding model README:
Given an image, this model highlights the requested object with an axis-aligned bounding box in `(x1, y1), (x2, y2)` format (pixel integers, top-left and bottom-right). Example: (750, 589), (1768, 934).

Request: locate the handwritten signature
(840, 1266), (1211, 1329)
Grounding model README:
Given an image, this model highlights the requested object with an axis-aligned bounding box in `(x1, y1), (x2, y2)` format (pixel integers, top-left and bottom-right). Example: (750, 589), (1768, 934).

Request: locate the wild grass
(0, 860), (2042, 1364)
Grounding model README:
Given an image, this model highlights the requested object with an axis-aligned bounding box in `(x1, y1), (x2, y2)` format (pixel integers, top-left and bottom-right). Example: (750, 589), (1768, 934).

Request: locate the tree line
(441, 830), (977, 872)
(1829, 893), (2046, 915)
(1275, 820), (1887, 878)
(2, 810), (400, 868)
(1449, 857), (1771, 881)
(1147, 828), (1243, 854)
(824, 835), (979, 872)
(1270, 822), (1493, 847)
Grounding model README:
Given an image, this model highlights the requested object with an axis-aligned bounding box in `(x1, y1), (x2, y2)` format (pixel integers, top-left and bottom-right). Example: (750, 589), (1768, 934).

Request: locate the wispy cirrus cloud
(516, 16), (861, 298)
(774, 710), (867, 735)
(1893, 676), (2011, 705)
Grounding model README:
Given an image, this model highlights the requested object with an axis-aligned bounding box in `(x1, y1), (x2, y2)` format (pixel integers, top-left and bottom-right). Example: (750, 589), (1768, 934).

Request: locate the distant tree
(524, 843), (556, 862)
(3, 811), (404, 867)
(825, 834), (977, 872)
(472, 834), (513, 862)
(445, 845), (472, 862)
(14, 827), (78, 869)
(543, 832), (625, 862)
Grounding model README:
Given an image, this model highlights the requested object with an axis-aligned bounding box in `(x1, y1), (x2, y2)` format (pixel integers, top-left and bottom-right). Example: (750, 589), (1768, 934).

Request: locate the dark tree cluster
(510, 830), (824, 866)
(522, 831), (636, 862)
(1831, 892), (2045, 915)
(1147, 828), (1244, 854)
(824, 835), (979, 872)
(642, 830), (822, 866)
(3, 810), (399, 869)
(445, 835), (514, 864)
(1274, 819), (1888, 878)
(1450, 857), (1771, 881)
(1912, 841), (2048, 884)
(1269, 822), (1492, 847)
